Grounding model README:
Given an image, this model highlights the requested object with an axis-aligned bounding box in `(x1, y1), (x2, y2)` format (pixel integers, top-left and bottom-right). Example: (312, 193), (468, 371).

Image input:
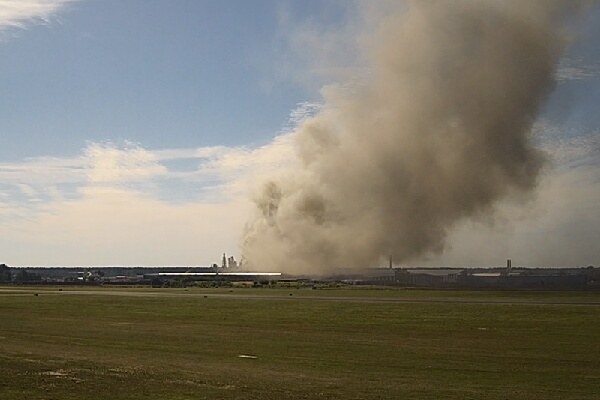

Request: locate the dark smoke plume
(242, 1), (587, 273)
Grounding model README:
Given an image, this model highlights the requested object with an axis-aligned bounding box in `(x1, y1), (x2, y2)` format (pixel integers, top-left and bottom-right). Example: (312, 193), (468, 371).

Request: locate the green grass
(0, 287), (599, 399)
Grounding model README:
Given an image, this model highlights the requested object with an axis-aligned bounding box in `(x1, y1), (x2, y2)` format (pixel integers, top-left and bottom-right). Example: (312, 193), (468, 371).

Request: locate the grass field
(1, 286), (599, 399)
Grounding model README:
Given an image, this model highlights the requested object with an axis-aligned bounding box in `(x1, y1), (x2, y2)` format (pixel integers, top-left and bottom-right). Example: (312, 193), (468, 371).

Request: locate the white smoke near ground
(242, 1), (591, 274)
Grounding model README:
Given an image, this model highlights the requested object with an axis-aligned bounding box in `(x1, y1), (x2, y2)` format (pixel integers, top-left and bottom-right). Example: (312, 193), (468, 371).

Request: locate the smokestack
(242, 1), (588, 274)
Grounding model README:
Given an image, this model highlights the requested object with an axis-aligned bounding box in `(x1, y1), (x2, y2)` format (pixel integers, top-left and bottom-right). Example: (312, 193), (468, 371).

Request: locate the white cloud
(85, 142), (168, 184)
(0, 155), (84, 185)
(0, 0), (73, 34)
(556, 57), (600, 81)
(271, 2), (368, 91)
(16, 183), (37, 197)
(282, 101), (322, 132)
(1, 186), (251, 266)
(0, 122), (298, 265)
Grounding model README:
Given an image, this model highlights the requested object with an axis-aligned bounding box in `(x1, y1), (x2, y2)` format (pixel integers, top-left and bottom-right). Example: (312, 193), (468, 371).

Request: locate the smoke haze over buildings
(242, 1), (590, 274)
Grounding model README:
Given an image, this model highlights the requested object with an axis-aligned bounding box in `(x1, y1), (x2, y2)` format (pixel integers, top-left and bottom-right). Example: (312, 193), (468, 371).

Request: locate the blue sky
(0, 0), (599, 267)
(0, 0), (326, 160)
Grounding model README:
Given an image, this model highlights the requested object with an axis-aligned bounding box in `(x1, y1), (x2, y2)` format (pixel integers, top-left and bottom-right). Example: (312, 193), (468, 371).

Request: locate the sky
(0, 0), (599, 267)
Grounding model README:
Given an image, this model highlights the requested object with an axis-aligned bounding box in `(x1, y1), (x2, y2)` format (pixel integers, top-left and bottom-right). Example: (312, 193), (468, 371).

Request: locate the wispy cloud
(0, 140), (291, 265)
(0, 137), (294, 212)
(0, 101), (317, 221)
(556, 57), (600, 81)
(0, 101), (311, 265)
(0, 0), (73, 35)
(272, 2), (367, 91)
(84, 142), (168, 184)
(281, 101), (322, 132)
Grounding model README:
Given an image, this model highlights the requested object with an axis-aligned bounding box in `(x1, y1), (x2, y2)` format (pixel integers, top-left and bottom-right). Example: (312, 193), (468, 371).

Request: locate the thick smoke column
(243, 1), (586, 273)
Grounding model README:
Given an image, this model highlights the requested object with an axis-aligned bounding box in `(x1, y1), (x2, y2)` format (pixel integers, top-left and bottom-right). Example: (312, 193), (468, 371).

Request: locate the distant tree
(14, 269), (41, 283)
(13, 269), (28, 283)
(0, 264), (12, 283)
